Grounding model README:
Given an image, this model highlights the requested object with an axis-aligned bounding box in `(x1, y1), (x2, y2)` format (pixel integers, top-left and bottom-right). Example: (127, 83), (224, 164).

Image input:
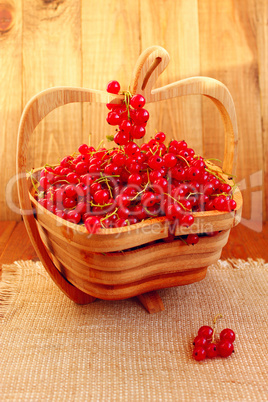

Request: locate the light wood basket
(17, 46), (242, 313)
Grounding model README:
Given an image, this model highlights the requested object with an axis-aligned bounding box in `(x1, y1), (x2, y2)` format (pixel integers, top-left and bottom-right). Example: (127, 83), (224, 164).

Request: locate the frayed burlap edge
(0, 262), (21, 319)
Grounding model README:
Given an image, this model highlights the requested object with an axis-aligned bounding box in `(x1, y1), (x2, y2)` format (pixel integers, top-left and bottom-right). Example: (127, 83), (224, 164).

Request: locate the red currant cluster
(106, 80), (149, 144)
(33, 81), (237, 236)
(193, 315), (236, 361)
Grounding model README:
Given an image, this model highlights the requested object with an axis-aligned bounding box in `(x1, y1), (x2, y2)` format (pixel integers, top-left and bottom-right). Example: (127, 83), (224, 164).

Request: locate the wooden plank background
(0, 0), (267, 225)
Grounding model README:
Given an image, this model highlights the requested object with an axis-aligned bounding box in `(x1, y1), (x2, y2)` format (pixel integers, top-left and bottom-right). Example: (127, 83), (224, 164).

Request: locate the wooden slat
(140, 0), (203, 155)
(254, 0), (268, 220)
(198, 0), (264, 220)
(0, 1), (22, 220)
(1, 222), (267, 269)
(81, 0), (140, 147)
(22, 0), (83, 169)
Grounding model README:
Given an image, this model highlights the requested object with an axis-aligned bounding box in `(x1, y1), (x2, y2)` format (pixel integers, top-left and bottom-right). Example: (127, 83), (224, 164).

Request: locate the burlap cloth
(0, 259), (268, 402)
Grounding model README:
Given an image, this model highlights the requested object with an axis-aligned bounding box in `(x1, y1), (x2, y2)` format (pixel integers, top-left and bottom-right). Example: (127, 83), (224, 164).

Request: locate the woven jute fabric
(0, 259), (268, 402)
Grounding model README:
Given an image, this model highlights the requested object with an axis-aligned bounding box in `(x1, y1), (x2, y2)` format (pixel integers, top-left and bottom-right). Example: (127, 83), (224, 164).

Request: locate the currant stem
(211, 313), (223, 343)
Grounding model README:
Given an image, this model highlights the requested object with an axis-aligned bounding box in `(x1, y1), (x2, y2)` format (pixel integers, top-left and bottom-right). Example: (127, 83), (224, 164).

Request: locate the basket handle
(129, 46), (238, 175)
(16, 87), (123, 304)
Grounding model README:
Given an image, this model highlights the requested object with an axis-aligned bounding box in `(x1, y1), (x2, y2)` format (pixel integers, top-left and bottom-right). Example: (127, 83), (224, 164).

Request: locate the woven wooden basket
(17, 46), (242, 313)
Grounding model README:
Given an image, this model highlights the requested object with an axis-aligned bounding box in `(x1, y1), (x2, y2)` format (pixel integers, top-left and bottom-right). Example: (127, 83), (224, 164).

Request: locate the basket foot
(137, 291), (165, 314)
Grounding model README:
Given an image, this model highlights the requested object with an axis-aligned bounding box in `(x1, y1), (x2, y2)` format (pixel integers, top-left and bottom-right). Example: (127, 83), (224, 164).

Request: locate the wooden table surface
(0, 221), (267, 269)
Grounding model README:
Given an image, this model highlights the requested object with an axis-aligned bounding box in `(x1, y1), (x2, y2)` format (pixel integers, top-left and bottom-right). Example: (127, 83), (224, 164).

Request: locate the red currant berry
(65, 184), (77, 198)
(141, 192), (157, 207)
(180, 214), (194, 228)
(220, 183), (232, 193)
(229, 199), (237, 211)
(186, 234), (199, 245)
(119, 119), (132, 134)
(128, 173), (142, 187)
(66, 210), (81, 224)
(66, 172), (79, 184)
(114, 131), (130, 146)
(134, 108), (149, 124)
(93, 189), (110, 205)
(106, 80), (120, 94)
(163, 153), (177, 168)
(155, 131), (166, 142)
(124, 142), (140, 156)
(106, 111), (120, 125)
(205, 343), (218, 358)
(75, 162), (88, 175)
(193, 346), (206, 361)
(193, 336), (208, 347)
(131, 125), (146, 139)
(130, 94), (145, 109)
(148, 155), (163, 170)
(63, 197), (77, 209)
(218, 340), (234, 358)
(78, 143), (89, 155)
(198, 326), (214, 340)
(112, 152), (126, 167)
(84, 216), (101, 234)
(220, 328), (236, 343)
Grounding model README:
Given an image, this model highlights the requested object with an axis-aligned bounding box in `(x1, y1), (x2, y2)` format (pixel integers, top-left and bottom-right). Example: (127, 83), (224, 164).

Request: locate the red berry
(106, 80), (120, 94)
(131, 125), (146, 139)
(130, 94), (145, 109)
(119, 119), (132, 134)
(193, 346), (206, 361)
(78, 143), (89, 155)
(93, 189), (110, 205)
(218, 340), (234, 358)
(106, 111), (120, 125)
(128, 173), (142, 187)
(180, 214), (194, 228)
(193, 336), (208, 347)
(66, 210), (81, 224)
(220, 328), (236, 343)
(205, 343), (218, 358)
(186, 234), (199, 245)
(163, 153), (177, 168)
(155, 131), (166, 142)
(84, 216), (101, 234)
(134, 108), (149, 124)
(114, 131), (130, 146)
(65, 184), (77, 198)
(198, 326), (214, 340)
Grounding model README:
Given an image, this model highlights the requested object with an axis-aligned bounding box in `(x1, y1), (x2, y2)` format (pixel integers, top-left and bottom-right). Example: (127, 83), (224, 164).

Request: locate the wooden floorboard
(0, 221), (267, 274)
(0, 221), (37, 268)
(0, 221), (17, 259)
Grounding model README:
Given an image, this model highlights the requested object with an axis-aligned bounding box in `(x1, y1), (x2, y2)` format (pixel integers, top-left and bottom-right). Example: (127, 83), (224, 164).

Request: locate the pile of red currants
(33, 80), (237, 237)
(193, 316), (236, 361)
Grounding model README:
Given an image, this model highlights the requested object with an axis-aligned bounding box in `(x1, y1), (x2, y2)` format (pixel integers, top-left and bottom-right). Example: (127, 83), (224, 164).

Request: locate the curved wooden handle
(16, 87), (123, 304)
(130, 45), (170, 100)
(150, 77), (239, 174)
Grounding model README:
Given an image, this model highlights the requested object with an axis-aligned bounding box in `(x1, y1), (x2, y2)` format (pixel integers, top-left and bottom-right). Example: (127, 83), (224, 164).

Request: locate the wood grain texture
(81, 0), (140, 147)
(253, 0), (268, 221)
(22, 0), (83, 170)
(0, 0), (22, 220)
(140, 0), (203, 155)
(0, 0), (267, 222)
(198, 0), (264, 220)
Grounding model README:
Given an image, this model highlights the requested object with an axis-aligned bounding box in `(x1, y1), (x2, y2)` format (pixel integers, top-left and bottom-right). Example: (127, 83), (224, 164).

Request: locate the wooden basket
(17, 46), (242, 313)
